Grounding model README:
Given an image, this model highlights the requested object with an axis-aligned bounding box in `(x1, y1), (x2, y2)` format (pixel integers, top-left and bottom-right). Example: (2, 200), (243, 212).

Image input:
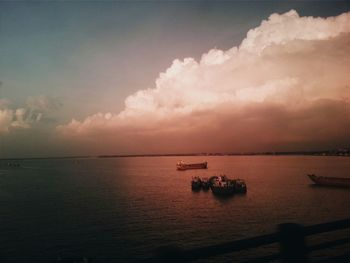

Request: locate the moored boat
(210, 175), (247, 195)
(7, 162), (21, 167)
(177, 161), (208, 171)
(211, 179), (236, 195)
(235, 179), (247, 193)
(307, 174), (350, 188)
(201, 177), (210, 190)
(191, 176), (202, 190)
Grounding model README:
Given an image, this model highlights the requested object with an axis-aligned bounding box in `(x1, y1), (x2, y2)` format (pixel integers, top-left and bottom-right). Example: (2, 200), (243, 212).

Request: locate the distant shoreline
(1, 150), (349, 161)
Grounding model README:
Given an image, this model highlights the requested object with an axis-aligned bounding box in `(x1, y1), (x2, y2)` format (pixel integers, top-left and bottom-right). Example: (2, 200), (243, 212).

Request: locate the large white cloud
(240, 10), (350, 53)
(57, 10), (350, 153)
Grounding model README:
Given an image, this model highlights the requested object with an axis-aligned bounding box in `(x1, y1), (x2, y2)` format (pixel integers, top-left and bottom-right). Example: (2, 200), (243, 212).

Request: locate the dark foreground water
(1, 156), (350, 262)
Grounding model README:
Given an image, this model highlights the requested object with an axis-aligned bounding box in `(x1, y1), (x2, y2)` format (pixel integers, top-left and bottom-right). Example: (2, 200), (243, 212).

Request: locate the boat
(210, 175), (247, 195)
(7, 162), (20, 167)
(307, 174), (350, 188)
(211, 178), (235, 195)
(201, 177), (210, 190)
(235, 179), (247, 193)
(191, 176), (202, 190)
(177, 161), (208, 171)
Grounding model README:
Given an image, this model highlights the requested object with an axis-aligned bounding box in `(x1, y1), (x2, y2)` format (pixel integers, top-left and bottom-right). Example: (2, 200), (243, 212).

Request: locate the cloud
(0, 109), (13, 133)
(0, 95), (62, 134)
(0, 98), (10, 109)
(57, 10), (350, 153)
(26, 95), (62, 112)
(240, 10), (350, 54)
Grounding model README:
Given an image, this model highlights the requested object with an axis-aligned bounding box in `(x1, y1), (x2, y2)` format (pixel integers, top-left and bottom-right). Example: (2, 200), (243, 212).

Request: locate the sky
(1, 1), (350, 158)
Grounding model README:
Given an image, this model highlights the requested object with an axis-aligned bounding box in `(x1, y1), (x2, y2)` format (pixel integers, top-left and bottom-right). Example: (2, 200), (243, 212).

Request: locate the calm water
(1, 156), (350, 262)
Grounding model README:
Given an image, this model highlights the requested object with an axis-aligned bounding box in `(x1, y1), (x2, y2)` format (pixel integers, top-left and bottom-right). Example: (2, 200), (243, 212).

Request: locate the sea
(0, 156), (350, 262)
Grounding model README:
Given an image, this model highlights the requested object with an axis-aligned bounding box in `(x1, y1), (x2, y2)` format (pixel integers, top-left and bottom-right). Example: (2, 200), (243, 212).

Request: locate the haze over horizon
(1, 1), (350, 158)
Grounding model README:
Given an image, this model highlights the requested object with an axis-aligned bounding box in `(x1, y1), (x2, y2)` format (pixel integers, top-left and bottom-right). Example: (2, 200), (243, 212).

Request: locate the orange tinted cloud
(57, 10), (350, 153)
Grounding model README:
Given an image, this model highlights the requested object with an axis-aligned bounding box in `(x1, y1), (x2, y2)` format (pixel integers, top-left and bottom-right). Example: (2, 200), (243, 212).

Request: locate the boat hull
(177, 162), (208, 171)
(191, 177), (202, 190)
(211, 185), (236, 195)
(307, 174), (350, 188)
(210, 177), (247, 195)
(201, 181), (210, 190)
(235, 180), (247, 193)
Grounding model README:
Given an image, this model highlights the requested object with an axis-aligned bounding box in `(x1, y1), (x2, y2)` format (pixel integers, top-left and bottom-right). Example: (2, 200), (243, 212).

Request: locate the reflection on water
(0, 156), (350, 262)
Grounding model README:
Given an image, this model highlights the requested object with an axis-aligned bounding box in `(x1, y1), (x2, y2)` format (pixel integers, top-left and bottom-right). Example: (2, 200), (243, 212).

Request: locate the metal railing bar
(314, 252), (350, 263)
(179, 233), (279, 261)
(307, 236), (350, 252)
(143, 218), (350, 262)
(180, 218), (350, 261)
(240, 253), (280, 263)
(304, 218), (350, 236)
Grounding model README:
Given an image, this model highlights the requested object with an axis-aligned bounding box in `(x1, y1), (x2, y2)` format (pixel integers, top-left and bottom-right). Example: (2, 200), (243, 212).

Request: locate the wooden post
(279, 223), (307, 263)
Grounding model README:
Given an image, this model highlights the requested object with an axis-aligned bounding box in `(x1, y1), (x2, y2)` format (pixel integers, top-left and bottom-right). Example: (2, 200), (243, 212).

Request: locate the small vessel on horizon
(177, 160), (208, 171)
(307, 174), (350, 188)
(7, 162), (21, 167)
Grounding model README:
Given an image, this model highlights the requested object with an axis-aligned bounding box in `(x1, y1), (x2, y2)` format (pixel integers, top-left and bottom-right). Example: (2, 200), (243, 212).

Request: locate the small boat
(177, 161), (208, 170)
(211, 179), (235, 195)
(7, 162), (20, 167)
(210, 175), (247, 195)
(191, 176), (202, 191)
(201, 177), (210, 190)
(235, 179), (247, 193)
(307, 174), (350, 188)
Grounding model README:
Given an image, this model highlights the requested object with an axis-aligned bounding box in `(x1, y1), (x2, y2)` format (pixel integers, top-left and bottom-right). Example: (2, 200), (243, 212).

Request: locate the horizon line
(1, 149), (349, 161)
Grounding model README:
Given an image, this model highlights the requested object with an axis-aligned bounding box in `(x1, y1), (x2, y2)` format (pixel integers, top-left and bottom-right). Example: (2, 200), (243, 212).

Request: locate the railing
(146, 218), (350, 263)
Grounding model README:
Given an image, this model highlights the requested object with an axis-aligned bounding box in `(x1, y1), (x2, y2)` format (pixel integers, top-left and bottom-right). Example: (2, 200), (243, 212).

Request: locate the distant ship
(307, 174), (350, 188)
(176, 161), (208, 171)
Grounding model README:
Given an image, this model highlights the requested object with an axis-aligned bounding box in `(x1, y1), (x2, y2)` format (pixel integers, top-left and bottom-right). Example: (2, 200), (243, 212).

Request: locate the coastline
(1, 149), (349, 161)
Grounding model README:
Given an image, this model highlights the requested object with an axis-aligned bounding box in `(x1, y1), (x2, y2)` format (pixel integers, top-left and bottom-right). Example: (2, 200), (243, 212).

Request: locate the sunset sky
(1, 1), (350, 158)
